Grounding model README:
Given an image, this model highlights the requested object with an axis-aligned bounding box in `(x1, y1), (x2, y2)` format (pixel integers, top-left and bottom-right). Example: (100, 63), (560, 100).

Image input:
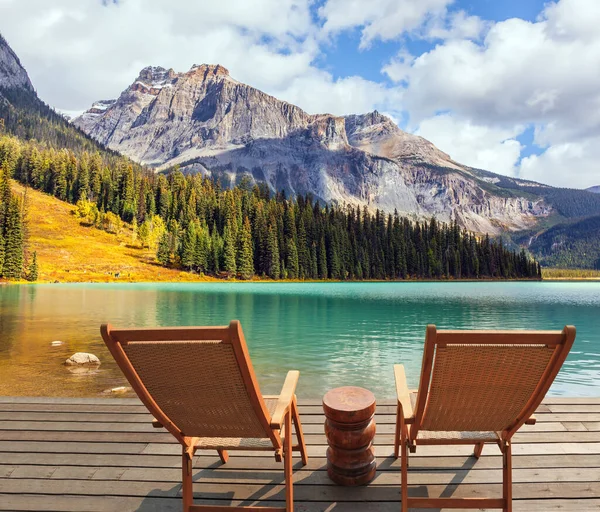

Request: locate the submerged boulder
(64, 352), (100, 366)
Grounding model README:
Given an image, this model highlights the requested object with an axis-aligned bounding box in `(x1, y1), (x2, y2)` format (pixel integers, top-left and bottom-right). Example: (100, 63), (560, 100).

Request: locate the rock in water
(64, 352), (100, 366)
(51, 341), (64, 346)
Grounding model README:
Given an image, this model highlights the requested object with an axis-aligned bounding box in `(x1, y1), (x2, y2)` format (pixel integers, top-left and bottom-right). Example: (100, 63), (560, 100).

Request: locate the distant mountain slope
(73, 64), (555, 235)
(587, 186), (600, 194)
(526, 215), (600, 269)
(0, 34), (142, 165)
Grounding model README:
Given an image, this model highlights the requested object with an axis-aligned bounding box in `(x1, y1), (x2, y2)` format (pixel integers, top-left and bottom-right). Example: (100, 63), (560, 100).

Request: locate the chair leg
(182, 449), (193, 512)
(217, 449), (229, 464)
(292, 396), (308, 466)
(284, 410), (294, 512)
(401, 421), (408, 512)
(503, 441), (512, 512)
(474, 442), (484, 459)
(394, 403), (401, 459)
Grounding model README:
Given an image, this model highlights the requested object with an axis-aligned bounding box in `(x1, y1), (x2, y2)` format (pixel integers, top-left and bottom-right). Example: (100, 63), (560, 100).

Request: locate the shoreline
(6, 277), (597, 285)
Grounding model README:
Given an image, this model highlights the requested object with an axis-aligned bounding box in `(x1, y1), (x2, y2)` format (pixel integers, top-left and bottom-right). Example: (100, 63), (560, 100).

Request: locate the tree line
(0, 164), (38, 281)
(0, 132), (541, 281)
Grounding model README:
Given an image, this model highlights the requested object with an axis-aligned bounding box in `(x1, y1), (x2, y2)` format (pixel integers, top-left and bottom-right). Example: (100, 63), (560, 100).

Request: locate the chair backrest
(412, 325), (575, 439)
(101, 320), (278, 446)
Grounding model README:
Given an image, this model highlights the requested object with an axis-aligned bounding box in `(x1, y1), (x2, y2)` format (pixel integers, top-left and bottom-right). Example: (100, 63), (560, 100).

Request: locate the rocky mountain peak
(73, 63), (551, 234)
(0, 34), (34, 91)
(136, 66), (175, 84)
(188, 63), (230, 80)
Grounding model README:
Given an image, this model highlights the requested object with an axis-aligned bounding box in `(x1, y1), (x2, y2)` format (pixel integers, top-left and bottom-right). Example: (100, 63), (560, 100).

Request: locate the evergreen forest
(0, 132), (541, 281)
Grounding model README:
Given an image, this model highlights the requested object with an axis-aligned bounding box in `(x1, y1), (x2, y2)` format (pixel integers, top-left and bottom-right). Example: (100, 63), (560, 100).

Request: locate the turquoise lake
(0, 282), (599, 398)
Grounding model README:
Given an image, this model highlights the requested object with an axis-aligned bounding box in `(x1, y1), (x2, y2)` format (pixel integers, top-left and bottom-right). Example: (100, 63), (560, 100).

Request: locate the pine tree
(180, 222), (197, 270)
(26, 250), (38, 281)
(286, 236), (299, 279)
(266, 223), (280, 279)
(209, 223), (222, 274)
(194, 223), (210, 273)
(156, 231), (170, 266)
(0, 231), (4, 275)
(223, 221), (237, 276)
(3, 195), (24, 279)
(237, 217), (254, 280)
(318, 236), (328, 279)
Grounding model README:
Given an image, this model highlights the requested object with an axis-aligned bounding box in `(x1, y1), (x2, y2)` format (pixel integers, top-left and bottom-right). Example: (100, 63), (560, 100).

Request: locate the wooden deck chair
(394, 324), (576, 512)
(101, 320), (308, 512)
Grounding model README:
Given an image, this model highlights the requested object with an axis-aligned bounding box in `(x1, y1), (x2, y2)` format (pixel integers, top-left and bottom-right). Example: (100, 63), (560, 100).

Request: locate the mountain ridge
(2, 32), (599, 269)
(73, 63), (556, 234)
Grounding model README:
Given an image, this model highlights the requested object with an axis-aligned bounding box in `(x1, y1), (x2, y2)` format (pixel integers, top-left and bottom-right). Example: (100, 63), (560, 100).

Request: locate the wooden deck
(0, 396), (599, 511)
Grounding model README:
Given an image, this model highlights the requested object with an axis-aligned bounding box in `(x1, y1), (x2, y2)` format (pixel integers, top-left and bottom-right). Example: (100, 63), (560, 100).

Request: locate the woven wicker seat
(394, 325), (576, 512)
(101, 320), (308, 512)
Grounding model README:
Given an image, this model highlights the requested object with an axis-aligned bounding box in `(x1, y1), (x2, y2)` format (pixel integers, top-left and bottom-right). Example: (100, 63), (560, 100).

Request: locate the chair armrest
(394, 364), (414, 422)
(270, 370), (300, 429)
(525, 414), (536, 425)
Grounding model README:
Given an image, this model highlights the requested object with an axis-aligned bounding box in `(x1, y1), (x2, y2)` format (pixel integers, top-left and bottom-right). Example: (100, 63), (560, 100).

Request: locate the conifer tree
(318, 236), (328, 279)
(194, 223), (210, 273)
(0, 231), (4, 275)
(266, 223), (280, 279)
(209, 223), (222, 273)
(180, 222), (197, 270)
(3, 195), (24, 279)
(156, 231), (170, 266)
(286, 236), (299, 279)
(223, 221), (237, 276)
(237, 217), (254, 280)
(26, 250), (38, 281)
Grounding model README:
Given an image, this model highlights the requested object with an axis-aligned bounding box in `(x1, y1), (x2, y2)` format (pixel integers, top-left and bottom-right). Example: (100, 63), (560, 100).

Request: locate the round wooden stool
(322, 386), (376, 486)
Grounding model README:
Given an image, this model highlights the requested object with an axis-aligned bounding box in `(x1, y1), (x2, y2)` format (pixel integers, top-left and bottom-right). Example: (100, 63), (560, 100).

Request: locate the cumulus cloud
(319, 0), (452, 48)
(0, 0), (402, 118)
(520, 140), (600, 189)
(416, 114), (523, 176)
(384, 0), (600, 188)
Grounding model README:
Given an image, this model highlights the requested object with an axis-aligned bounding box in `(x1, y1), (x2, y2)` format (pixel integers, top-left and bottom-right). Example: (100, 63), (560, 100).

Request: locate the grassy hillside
(13, 182), (215, 283)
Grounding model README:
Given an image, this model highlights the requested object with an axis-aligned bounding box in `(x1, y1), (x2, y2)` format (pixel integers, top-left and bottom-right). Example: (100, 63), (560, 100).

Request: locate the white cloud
(0, 0), (403, 120)
(416, 114), (523, 176)
(273, 70), (403, 117)
(319, 0), (452, 48)
(383, 0), (600, 188)
(424, 10), (489, 41)
(520, 140), (600, 189)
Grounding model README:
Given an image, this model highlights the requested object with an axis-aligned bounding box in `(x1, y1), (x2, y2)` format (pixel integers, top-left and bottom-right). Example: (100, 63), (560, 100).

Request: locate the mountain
(525, 215), (600, 269)
(2, 33), (599, 268)
(0, 34), (33, 92)
(74, 64), (556, 235)
(0, 34), (145, 162)
(587, 186), (600, 194)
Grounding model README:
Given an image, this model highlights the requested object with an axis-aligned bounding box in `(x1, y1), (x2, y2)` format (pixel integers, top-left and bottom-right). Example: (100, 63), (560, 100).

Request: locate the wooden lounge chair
(394, 324), (576, 512)
(101, 320), (308, 512)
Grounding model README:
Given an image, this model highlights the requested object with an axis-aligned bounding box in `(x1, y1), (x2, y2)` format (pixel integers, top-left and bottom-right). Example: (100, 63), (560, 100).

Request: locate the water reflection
(0, 282), (599, 398)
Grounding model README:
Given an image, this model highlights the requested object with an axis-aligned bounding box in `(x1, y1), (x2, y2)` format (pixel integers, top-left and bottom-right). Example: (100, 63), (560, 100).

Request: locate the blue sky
(1, 0), (598, 188)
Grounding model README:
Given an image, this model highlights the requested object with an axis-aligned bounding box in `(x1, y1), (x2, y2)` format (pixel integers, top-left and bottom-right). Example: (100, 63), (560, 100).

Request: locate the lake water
(0, 282), (599, 399)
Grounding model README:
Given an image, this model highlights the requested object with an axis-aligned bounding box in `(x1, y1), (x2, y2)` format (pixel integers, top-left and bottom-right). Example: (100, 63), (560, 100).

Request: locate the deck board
(0, 397), (599, 511)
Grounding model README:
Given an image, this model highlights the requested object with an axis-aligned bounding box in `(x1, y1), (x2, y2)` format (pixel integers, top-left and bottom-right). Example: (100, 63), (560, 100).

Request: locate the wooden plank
(1, 439), (600, 458)
(1, 495), (599, 512)
(547, 404), (600, 413)
(1, 419), (586, 435)
(1, 478), (599, 501)
(4, 464), (600, 486)
(3, 410), (592, 425)
(1, 429), (600, 445)
(2, 452), (600, 472)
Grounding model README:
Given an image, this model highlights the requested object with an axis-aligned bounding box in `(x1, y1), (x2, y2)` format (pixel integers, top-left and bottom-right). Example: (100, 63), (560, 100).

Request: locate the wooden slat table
(0, 396), (599, 511)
